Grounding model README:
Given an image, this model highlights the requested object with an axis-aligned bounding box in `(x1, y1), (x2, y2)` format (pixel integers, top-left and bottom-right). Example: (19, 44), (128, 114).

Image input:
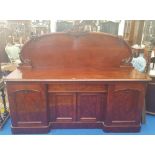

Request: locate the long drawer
(48, 82), (107, 92)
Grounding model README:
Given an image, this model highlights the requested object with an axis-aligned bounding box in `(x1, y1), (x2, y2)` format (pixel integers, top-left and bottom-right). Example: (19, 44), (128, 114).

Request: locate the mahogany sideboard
(4, 32), (151, 134)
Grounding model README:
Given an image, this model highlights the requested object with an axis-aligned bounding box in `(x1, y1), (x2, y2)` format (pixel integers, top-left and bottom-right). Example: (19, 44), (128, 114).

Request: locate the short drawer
(6, 83), (44, 92)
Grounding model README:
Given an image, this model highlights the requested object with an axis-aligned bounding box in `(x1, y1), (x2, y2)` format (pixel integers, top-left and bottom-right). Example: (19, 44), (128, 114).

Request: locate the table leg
(1, 88), (9, 118)
(0, 114), (3, 124)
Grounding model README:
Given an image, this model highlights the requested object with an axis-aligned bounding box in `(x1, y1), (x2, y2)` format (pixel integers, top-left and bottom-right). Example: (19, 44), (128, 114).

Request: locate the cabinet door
(7, 83), (48, 127)
(105, 84), (144, 128)
(77, 93), (107, 122)
(49, 93), (76, 122)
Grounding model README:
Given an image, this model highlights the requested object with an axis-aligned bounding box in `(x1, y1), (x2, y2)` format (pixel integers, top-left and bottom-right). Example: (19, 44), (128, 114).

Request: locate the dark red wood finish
(5, 32), (150, 134)
(20, 32), (131, 70)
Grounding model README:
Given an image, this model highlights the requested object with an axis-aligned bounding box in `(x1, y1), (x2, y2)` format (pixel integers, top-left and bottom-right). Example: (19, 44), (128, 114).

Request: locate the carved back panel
(20, 32), (132, 71)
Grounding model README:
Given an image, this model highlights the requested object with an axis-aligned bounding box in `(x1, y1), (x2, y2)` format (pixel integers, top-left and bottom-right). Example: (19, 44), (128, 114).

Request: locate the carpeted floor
(0, 114), (155, 135)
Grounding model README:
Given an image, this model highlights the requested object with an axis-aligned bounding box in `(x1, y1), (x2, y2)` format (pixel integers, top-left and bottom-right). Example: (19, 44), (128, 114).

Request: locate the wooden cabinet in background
(123, 20), (144, 46)
(146, 77), (155, 115)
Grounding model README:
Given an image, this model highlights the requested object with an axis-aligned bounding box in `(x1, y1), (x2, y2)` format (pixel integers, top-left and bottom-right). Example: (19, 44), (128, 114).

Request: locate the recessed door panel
(49, 93), (76, 122)
(77, 93), (106, 122)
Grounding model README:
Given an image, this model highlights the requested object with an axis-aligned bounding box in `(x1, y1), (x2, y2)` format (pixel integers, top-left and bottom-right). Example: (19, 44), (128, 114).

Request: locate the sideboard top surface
(5, 68), (151, 82)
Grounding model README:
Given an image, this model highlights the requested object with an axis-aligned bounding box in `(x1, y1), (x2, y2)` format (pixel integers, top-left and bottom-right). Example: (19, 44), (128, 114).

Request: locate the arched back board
(20, 32), (132, 71)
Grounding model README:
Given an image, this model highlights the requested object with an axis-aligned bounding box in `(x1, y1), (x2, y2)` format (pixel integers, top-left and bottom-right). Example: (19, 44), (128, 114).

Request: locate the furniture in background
(31, 20), (51, 36)
(5, 43), (21, 65)
(146, 50), (155, 115)
(56, 21), (74, 32)
(0, 21), (10, 63)
(56, 20), (120, 35)
(0, 79), (9, 129)
(5, 32), (150, 134)
(7, 20), (31, 44)
(131, 45), (145, 57)
(0, 59), (16, 129)
(123, 20), (145, 46)
(1, 63), (17, 77)
(142, 21), (155, 46)
(99, 21), (119, 35)
(146, 76), (155, 115)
